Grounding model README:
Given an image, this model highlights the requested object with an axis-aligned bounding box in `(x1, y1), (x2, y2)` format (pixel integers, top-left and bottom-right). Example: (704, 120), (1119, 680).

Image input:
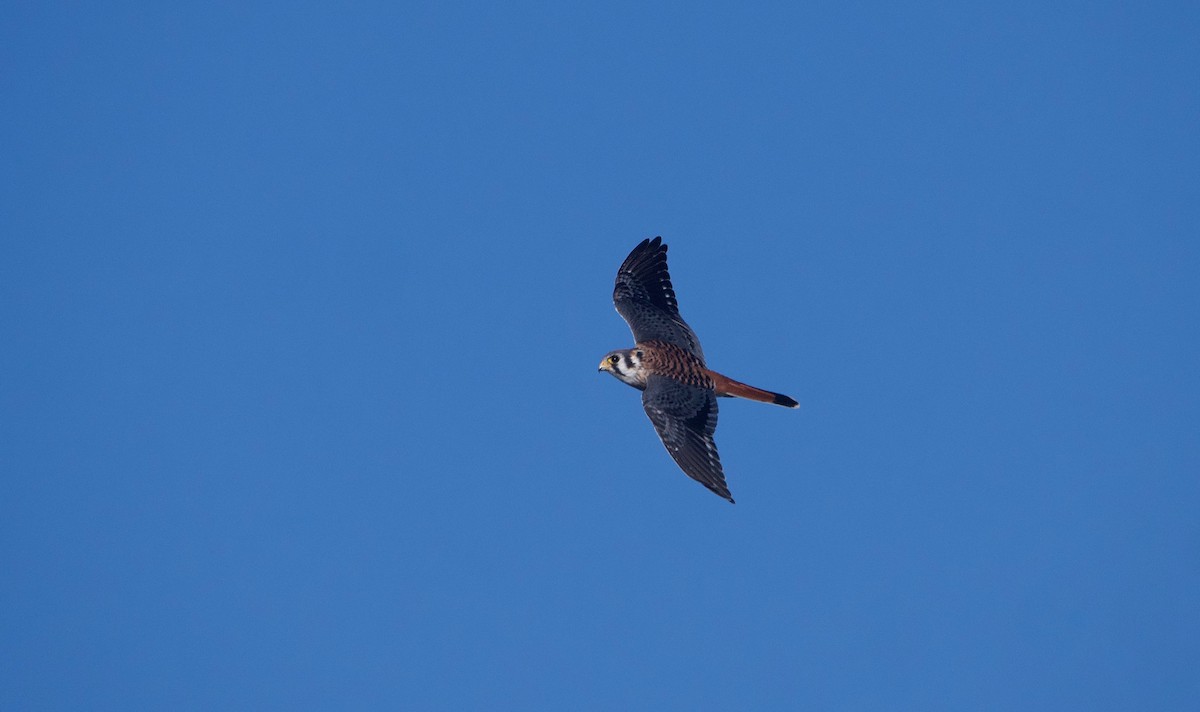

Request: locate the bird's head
(598, 348), (647, 389)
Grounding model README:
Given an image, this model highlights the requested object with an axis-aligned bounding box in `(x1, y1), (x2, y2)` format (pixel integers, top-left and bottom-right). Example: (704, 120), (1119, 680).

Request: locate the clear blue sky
(3, 2), (1197, 710)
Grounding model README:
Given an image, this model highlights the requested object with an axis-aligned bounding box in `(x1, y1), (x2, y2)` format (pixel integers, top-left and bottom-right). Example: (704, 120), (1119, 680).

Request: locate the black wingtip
(633, 236), (664, 255)
(773, 393), (800, 409)
(623, 236), (665, 266)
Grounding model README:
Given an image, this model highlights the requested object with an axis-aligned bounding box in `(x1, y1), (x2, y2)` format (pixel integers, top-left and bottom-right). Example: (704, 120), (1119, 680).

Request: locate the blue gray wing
(641, 374), (731, 502)
(613, 237), (705, 363)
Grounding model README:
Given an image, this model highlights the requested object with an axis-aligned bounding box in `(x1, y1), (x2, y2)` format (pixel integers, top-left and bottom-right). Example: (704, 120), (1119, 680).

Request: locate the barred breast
(637, 340), (714, 391)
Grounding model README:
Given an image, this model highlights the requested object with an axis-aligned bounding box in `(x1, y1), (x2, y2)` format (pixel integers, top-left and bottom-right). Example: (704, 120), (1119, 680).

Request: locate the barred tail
(708, 371), (799, 408)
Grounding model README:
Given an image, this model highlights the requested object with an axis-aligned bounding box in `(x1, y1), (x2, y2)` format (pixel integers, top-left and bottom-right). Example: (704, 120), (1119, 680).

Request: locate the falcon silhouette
(598, 237), (798, 503)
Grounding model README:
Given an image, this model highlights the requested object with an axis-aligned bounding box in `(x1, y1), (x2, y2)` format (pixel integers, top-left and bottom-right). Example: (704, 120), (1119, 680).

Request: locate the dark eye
(609, 355), (620, 364)
(635, 350), (643, 358)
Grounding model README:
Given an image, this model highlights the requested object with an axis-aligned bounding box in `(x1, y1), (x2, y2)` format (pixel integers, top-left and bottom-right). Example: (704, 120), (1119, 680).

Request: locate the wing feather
(641, 374), (731, 502)
(613, 237), (706, 362)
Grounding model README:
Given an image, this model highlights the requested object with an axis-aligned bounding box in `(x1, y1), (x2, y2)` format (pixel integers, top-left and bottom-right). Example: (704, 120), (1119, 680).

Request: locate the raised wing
(641, 374), (731, 502)
(613, 237), (705, 363)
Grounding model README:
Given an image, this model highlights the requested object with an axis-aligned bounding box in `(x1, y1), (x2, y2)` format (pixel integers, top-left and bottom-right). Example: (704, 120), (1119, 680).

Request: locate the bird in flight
(598, 236), (798, 503)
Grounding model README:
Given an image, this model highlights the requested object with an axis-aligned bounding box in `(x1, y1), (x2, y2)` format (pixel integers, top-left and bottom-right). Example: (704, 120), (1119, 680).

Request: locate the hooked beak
(598, 358), (612, 373)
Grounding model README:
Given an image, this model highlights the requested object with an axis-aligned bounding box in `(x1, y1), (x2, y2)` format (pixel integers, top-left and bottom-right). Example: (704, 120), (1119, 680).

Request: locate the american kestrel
(598, 236), (798, 503)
